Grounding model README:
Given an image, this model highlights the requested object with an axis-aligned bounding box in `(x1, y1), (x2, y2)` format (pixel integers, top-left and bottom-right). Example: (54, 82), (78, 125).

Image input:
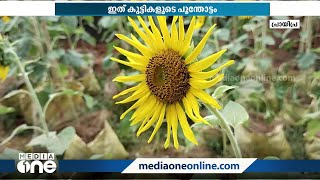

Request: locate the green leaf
(214, 28), (230, 41)
(313, 71), (320, 79)
(84, 94), (96, 109)
(27, 132), (57, 147)
(98, 17), (118, 28)
(44, 88), (82, 115)
(296, 52), (317, 70)
(0, 148), (23, 160)
(237, 80), (264, 97)
(0, 105), (15, 115)
(62, 50), (85, 69)
(262, 36), (275, 46)
(222, 101), (249, 128)
(279, 38), (294, 50)
(102, 54), (113, 69)
(306, 120), (320, 140)
(47, 49), (65, 61)
(47, 127), (76, 155)
(27, 127), (76, 155)
(257, 57), (272, 71)
(228, 43), (245, 55)
(264, 156), (280, 160)
(48, 89), (80, 100)
(80, 31), (96, 46)
(60, 16), (78, 34)
(312, 47), (320, 54)
(57, 63), (69, 78)
(243, 23), (257, 32)
(89, 154), (105, 160)
(212, 85), (238, 99)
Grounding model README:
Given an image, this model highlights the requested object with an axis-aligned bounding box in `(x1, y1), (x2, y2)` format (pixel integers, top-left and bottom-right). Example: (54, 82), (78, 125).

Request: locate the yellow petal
(130, 95), (157, 122)
(113, 82), (145, 99)
(188, 49), (227, 72)
(128, 17), (154, 50)
(113, 74), (145, 83)
(115, 84), (148, 104)
(171, 17), (179, 51)
(110, 57), (146, 72)
(178, 16), (185, 42)
(164, 106), (172, 149)
(148, 16), (165, 50)
(157, 16), (171, 47)
(170, 104), (179, 149)
(148, 103), (166, 143)
(176, 103), (198, 145)
(135, 106), (155, 132)
(190, 74), (224, 89)
(185, 24), (217, 64)
(194, 16), (206, 29)
(137, 102), (163, 136)
(137, 16), (155, 40)
(136, 117), (149, 136)
(182, 97), (201, 123)
(186, 93), (210, 125)
(190, 60), (235, 79)
(180, 17), (196, 56)
(130, 33), (154, 58)
(120, 91), (150, 119)
(113, 46), (148, 64)
(190, 87), (222, 109)
(129, 105), (144, 122)
(137, 16), (160, 51)
(1, 16), (10, 23)
(131, 102), (157, 126)
(0, 66), (9, 81)
(115, 34), (153, 58)
(182, 94), (210, 125)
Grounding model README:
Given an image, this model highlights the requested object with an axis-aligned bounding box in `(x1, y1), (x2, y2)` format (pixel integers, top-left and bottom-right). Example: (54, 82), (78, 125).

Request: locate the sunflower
(1, 16), (10, 23)
(112, 16), (234, 149)
(0, 65), (9, 81)
(238, 16), (253, 20)
(0, 34), (9, 81)
(195, 16), (206, 29)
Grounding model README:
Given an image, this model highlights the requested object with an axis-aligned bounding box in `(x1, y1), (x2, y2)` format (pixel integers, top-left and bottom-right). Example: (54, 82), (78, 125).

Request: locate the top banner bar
(0, 1), (320, 16)
(55, 2), (270, 16)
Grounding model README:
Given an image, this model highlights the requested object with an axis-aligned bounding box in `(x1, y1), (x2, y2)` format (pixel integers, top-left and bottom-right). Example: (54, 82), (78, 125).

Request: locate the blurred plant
(0, 34), (76, 156)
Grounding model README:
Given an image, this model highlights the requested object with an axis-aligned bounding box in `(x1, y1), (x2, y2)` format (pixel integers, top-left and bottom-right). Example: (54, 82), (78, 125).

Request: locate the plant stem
(206, 104), (242, 158)
(12, 52), (49, 135)
(0, 124), (45, 146)
(39, 20), (79, 123)
(306, 16), (313, 53)
(261, 17), (268, 57)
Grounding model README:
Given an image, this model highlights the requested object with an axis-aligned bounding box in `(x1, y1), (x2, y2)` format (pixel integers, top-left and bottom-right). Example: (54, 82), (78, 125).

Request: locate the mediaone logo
(17, 153), (56, 173)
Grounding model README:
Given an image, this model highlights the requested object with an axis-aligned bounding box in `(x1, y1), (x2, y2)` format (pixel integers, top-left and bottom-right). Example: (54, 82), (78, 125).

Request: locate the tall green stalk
(206, 104), (242, 158)
(10, 50), (49, 135)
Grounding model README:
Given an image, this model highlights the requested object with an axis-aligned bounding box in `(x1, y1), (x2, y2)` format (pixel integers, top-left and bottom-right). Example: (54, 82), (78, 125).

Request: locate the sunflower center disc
(146, 49), (190, 104)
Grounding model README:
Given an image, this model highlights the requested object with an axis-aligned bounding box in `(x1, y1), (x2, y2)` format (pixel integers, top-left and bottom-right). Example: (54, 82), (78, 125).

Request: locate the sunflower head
(145, 49), (190, 104)
(112, 16), (234, 149)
